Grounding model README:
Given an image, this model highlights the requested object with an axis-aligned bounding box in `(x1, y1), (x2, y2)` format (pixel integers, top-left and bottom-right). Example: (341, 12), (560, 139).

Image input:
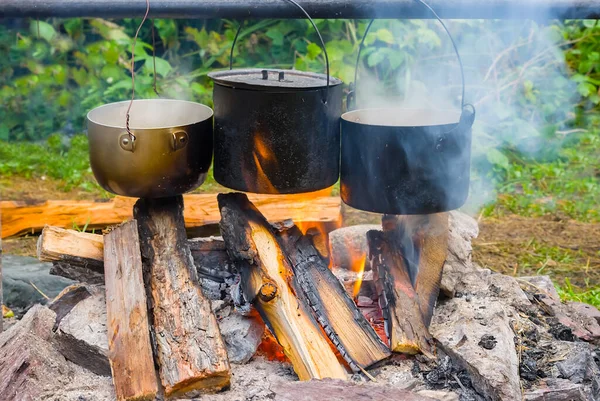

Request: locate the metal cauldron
(341, 9), (475, 214)
(87, 99), (213, 198)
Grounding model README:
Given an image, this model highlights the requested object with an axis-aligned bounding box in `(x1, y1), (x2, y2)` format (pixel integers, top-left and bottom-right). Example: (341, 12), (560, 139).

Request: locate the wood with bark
(382, 214), (449, 327)
(2, 191), (341, 238)
(278, 225), (390, 371)
(103, 220), (158, 401)
(218, 193), (347, 381)
(39, 226), (235, 286)
(367, 229), (435, 358)
(134, 196), (230, 397)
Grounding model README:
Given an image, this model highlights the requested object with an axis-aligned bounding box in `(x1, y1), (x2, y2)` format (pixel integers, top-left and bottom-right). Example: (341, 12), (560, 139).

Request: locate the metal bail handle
(349, 0), (470, 116)
(228, 0), (331, 103)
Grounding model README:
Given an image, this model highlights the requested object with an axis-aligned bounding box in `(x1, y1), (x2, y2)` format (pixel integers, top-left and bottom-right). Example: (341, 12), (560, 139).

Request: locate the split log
(278, 225), (390, 371)
(382, 214), (449, 327)
(2, 192), (341, 238)
(39, 226), (236, 296)
(103, 221), (158, 401)
(218, 193), (347, 381)
(367, 229), (435, 357)
(37, 226), (104, 273)
(134, 196), (230, 397)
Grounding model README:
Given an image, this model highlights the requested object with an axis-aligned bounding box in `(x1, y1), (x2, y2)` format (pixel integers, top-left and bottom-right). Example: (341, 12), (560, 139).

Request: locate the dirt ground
(2, 178), (599, 289)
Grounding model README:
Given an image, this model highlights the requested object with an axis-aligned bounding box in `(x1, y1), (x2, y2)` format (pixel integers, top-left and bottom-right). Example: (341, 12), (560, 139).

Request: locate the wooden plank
(1, 192), (342, 239)
(134, 196), (230, 397)
(218, 193), (347, 381)
(103, 220), (158, 401)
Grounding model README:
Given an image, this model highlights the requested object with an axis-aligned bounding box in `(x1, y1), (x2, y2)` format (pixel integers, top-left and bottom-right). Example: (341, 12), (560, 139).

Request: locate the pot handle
(348, 0), (472, 118)
(228, 0), (332, 104)
(118, 131), (189, 153)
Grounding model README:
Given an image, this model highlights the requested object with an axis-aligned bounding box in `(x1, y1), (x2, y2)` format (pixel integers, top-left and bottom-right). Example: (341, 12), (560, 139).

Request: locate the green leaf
(367, 51), (386, 67)
(306, 42), (322, 60)
(30, 20), (56, 43)
(376, 28), (395, 45)
(145, 57), (172, 77)
(577, 82), (596, 97)
(266, 29), (284, 47)
(487, 148), (510, 170)
(583, 20), (597, 28)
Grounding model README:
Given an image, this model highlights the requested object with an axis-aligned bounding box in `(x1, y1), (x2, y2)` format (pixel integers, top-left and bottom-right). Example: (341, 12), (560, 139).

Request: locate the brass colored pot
(87, 99), (213, 198)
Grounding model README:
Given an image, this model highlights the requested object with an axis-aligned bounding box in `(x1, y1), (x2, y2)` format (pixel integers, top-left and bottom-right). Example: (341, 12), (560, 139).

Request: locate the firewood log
(278, 225), (391, 371)
(134, 196), (230, 397)
(218, 193), (347, 381)
(382, 214), (449, 327)
(2, 193), (341, 238)
(103, 221), (158, 401)
(367, 229), (435, 358)
(38, 226), (235, 291)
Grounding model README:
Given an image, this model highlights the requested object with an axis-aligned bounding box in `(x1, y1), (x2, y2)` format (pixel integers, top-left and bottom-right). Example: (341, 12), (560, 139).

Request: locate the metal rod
(2, 0), (600, 19)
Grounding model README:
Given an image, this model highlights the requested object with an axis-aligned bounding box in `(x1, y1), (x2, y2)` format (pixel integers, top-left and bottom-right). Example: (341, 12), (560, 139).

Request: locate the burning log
(367, 229), (434, 358)
(278, 224), (391, 371)
(103, 221), (158, 401)
(382, 214), (449, 326)
(367, 213), (449, 357)
(218, 193), (347, 381)
(134, 196), (230, 397)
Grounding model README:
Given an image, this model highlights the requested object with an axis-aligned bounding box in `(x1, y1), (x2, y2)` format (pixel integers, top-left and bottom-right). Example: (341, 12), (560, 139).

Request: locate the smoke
(348, 16), (577, 215)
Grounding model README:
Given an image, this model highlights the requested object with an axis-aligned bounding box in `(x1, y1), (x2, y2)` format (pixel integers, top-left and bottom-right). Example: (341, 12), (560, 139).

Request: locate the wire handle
(228, 0), (331, 103)
(350, 0), (466, 111)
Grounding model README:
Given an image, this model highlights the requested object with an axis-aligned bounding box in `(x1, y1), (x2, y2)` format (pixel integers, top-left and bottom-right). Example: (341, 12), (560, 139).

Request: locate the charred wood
(278, 225), (391, 371)
(218, 192), (347, 381)
(367, 229), (435, 358)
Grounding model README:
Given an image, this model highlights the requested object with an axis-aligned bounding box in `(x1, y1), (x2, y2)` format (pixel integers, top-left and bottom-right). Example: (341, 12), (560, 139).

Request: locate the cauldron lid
(208, 68), (342, 91)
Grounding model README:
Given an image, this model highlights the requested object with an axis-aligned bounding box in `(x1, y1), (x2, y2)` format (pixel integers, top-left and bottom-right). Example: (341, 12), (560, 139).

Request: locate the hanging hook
(151, 18), (160, 96)
(125, 0), (151, 145)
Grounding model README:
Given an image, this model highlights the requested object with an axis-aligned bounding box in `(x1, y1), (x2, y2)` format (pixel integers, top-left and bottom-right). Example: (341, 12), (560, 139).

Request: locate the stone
(555, 344), (598, 384)
(0, 305), (114, 401)
(53, 289), (110, 376)
(48, 283), (93, 329)
(440, 212), (480, 297)
(521, 276), (600, 343)
(431, 295), (522, 401)
(568, 301), (600, 325)
(416, 390), (460, 401)
(218, 311), (265, 364)
(271, 379), (437, 401)
(329, 224), (380, 270)
(2, 255), (74, 316)
(524, 378), (586, 401)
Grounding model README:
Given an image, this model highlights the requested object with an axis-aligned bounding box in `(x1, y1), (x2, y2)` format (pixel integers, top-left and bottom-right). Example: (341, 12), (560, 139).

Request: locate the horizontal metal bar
(1, 0), (600, 20)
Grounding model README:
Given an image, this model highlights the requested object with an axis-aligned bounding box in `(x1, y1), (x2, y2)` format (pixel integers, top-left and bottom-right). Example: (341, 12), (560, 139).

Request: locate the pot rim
(87, 99), (213, 130)
(341, 107), (462, 128)
(208, 68), (343, 91)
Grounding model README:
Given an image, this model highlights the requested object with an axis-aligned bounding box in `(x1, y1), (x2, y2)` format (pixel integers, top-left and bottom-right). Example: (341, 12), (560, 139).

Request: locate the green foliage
(0, 134), (95, 190)
(557, 278), (600, 308)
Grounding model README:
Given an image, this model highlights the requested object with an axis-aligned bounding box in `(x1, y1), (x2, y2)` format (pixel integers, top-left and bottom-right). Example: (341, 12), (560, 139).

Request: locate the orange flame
(351, 253), (367, 298)
(250, 135), (279, 193)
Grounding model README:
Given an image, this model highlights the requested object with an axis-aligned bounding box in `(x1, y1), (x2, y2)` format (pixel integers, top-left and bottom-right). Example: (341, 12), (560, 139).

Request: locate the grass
(556, 279), (600, 309)
(480, 132), (600, 222)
